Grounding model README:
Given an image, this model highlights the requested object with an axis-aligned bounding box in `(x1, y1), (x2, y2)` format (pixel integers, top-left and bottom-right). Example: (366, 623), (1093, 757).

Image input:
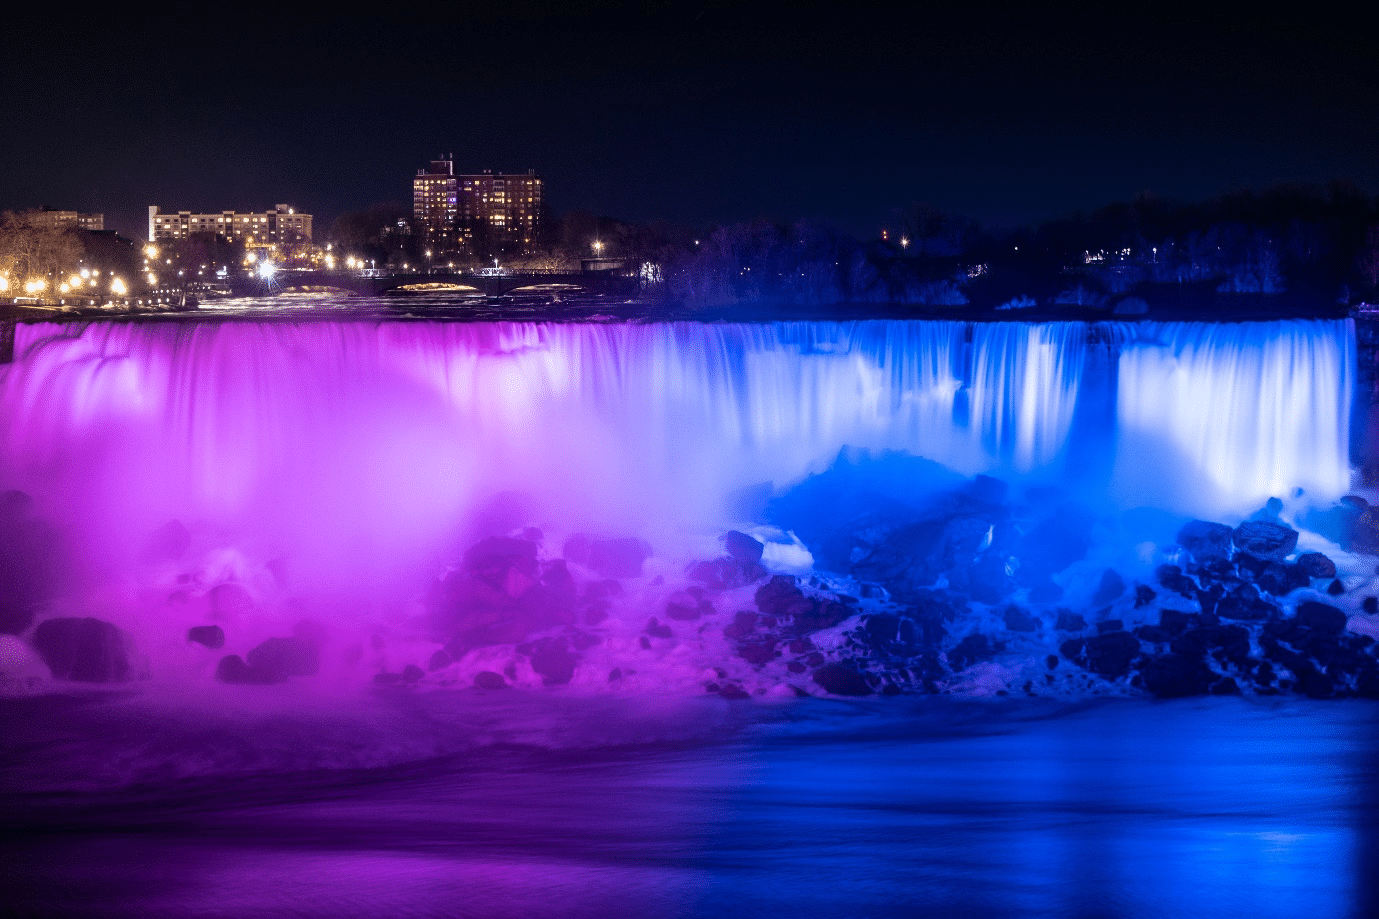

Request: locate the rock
(1059, 638), (1085, 660)
(723, 610), (759, 641)
(1054, 610), (1086, 632)
(521, 636), (575, 685)
(210, 583), (253, 618)
(1365, 597), (1378, 615)
(1002, 605), (1040, 632)
(401, 664), (424, 683)
(718, 683), (751, 700)
(187, 625), (225, 649)
(1171, 625), (1251, 666)
(428, 649), (452, 671)
(1083, 631), (1140, 678)
(1327, 579), (1345, 596)
(1013, 503), (1095, 583)
(216, 654), (270, 684)
(737, 640), (779, 665)
(1232, 520), (1298, 560)
(1133, 585), (1156, 608)
(723, 530), (765, 564)
(1295, 601), (1347, 636)
(1134, 625), (1171, 643)
(644, 617), (674, 639)
(1297, 553), (1337, 579)
(812, 662), (873, 696)
(948, 633), (996, 671)
(1096, 619), (1125, 634)
(1209, 677), (1243, 695)
(1092, 569), (1125, 606)
(964, 551), (1017, 604)
(687, 556), (767, 589)
(31, 617), (132, 682)
(754, 575), (811, 617)
(563, 534), (652, 578)
(139, 519), (192, 564)
(1155, 565), (1198, 599)
(1139, 653), (1214, 698)
(1177, 520), (1233, 561)
(474, 670), (507, 690)
(245, 636), (319, 680)
(1254, 562), (1309, 597)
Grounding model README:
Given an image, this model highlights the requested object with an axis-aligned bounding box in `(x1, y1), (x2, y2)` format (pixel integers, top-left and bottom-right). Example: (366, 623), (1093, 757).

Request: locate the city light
(258, 261), (277, 280)
(111, 278), (127, 296)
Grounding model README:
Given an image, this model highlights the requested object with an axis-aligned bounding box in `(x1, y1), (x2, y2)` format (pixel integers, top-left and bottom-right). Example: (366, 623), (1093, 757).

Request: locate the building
(29, 208), (104, 231)
(148, 204), (313, 247)
(412, 158), (543, 256)
(412, 158), (458, 254)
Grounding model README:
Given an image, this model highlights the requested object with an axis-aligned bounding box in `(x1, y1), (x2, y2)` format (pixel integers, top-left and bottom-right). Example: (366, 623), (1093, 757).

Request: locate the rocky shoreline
(7, 459), (1379, 701)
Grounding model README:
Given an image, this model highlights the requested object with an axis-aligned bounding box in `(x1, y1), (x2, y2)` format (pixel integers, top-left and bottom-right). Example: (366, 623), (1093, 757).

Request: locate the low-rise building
(148, 204), (312, 246)
(29, 208), (104, 231)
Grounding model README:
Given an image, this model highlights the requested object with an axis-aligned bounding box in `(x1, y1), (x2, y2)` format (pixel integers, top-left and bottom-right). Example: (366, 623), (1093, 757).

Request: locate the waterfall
(0, 318), (1354, 588)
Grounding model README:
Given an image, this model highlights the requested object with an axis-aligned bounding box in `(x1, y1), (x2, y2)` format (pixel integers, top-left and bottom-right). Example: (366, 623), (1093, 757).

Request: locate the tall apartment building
(412, 158), (543, 256)
(148, 204), (312, 246)
(29, 208), (104, 231)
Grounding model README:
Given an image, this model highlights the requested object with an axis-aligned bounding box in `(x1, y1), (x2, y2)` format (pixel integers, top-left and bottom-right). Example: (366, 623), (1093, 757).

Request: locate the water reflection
(3, 695), (1375, 917)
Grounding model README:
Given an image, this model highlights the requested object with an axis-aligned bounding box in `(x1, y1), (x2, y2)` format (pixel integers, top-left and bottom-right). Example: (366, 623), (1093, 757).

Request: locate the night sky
(6, 4), (1377, 241)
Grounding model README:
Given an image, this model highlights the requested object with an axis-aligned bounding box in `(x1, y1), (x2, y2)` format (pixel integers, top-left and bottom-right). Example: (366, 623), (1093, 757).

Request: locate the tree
(1360, 226), (1379, 290)
(0, 211), (85, 296)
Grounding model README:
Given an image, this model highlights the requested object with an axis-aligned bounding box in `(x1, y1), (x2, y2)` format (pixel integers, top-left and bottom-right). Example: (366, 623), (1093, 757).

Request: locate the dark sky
(6, 3), (1377, 240)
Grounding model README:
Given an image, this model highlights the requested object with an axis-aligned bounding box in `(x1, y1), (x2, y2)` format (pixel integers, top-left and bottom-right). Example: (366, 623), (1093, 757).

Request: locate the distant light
(258, 261), (277, 280)
(111, 278), (127, 296)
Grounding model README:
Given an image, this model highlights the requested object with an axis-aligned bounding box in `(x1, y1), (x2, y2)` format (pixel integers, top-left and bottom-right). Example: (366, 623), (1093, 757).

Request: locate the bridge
(230, 269), (641, 299)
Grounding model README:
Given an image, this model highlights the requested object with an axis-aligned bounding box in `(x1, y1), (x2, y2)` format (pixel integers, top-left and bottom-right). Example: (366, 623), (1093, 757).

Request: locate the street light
(593, 240), (604, 256)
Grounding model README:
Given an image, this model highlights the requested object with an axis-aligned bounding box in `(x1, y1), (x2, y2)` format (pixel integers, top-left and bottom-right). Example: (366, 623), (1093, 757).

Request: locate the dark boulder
(216, 654), (270, 684)
(1054, 610), (1086, 632)
(465, 536), (540, 590)
(755, 576), (812, 617)
(1295, 601), (1347, 636)
(737, 640), (779, 665)
(687, 556), (767, 589)
(563, 534), (652, 578)
(520, 636), (576, 685)
(1013, 503), (1095, 582)
(1096, 619), (1125, 634)
(948, 633), (996, 671)
(187, 625), (225, 649)
(473, 670), (507, 690)
(1254, 562), (1309, 597)
(428, 649), (452, 671)
(1232, 520), (1298, 560)
(1083, 631), (1140, 678)
(1092, 569), (1125, 606)
(210, 583), (254, 618)
(1134, 585), (1157, 608)
(1139, 653), (1215, 698)
(644, 617), (673, 640)
(401, 664), (424, 684)
(1155, 565), (1198, 599)
(1002, 605), (1040, 632)
(1297, 552), (1337, 579)
(246, 636), (319, 680)
(1171, 625), (1251, 666)
(723, 530), (765, 564)
(1177, 520), (1233, 561)
(31, 617), (132, 683)
(723, 610), (759, 641)
(812, 662), (873, 696)
(1327, 579), (1346, 596)
(1209, 677), (1243, 695)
